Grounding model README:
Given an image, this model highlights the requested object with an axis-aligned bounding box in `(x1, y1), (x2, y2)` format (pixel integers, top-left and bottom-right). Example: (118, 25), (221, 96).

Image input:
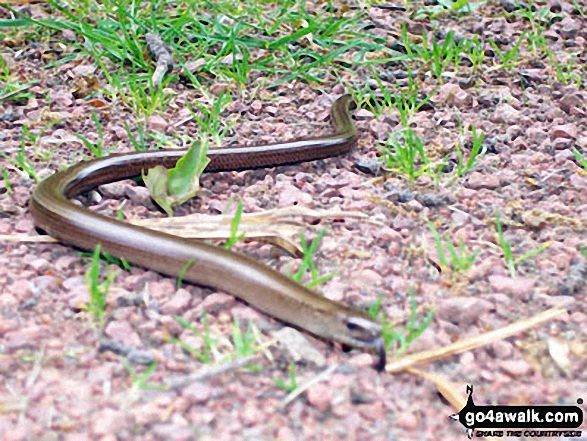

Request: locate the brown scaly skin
(30, 95), (386, 371)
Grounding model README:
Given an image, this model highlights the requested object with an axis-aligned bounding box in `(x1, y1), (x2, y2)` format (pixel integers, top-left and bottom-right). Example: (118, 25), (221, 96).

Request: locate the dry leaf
(547, 338), (571, 375)
(386, 308), (567, 373)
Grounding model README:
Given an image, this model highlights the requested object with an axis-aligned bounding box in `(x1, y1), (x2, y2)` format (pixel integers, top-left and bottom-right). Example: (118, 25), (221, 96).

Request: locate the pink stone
(396, 411), (418, 430)
(182, 383), (212, 404)
(491, 103), (521, 124)
(0, 219), (11, 234)
(27, 258), (49, 273)
(376, 227), (402, 242)
(550, 123), (577, 140)
(491, 340), (514, 359)
(147, 114), (168, 132)
(276, 426), (297, 441)
(358, 402), (384, 422)
(104, 320), (142, 346)
(92, 409), (128, 436)
(14, 219), (34, 233)
(239, 401), (260, 427)
(488, 275), (536, 297)
(8, 279), (32, 296)
(193, 292), (234, 314)
(433, 82), (470, 107)
(306, 383), (333, 412)
(355, 108), (374, 120)
(436, 297), (493, 326)
(148, 279), (176, 300)
(160, 289), (191, 315)
(64, 433), (91, 441)
(5, 325), (48, 350)
(55, 256), (80, 271)
(152, 424), (193, 441)
(359, 269), (383, 285)
(323, 281), (347, 302)
(62, 275), (86, 291)
(500, 359), (533, 377)
(466, 172), (501, 190)
(544, 296), (576, 308)
(348, 353), (375, 368)
(277, 184), (313, 207)
(67, 285), (90, 309)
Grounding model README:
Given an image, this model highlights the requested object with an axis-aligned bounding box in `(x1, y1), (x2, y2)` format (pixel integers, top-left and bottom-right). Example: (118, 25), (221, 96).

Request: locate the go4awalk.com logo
(449, 385), (584, 438)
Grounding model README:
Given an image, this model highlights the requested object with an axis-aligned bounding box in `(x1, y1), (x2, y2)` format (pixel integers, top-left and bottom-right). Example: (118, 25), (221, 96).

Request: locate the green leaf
(142, 165), (173, 216)
(451, 0), (471, 9)
(572, 147), (587, 170)
(167, 139), (211, 200)
(0, 19), (31, 28)
(142, 139), (211, 217)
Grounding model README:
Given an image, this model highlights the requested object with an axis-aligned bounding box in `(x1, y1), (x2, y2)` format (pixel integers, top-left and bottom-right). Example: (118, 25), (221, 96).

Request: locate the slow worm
(30, 94), (386, 370)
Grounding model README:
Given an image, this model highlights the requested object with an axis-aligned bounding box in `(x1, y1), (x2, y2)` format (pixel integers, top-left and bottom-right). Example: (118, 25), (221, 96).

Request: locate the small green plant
(124, 121), (148, 152)
(413, 0), (483, 18)
(3, 121), (61, 178)
(489, 32), (526, 70)
(120, 359), (166, 391)
(231, 318), (260, 368)
(80, 248), (131, 271)
(83, 244), (120, 327)
(579, 245), (587, 259)
(176, 258), (197, 289)
(188, 91), (234, 147)
(22, 122), (61, 163)
(401, 28), (467, 81)
(380, 129), (440, 183)
(171, 313), (216, 363)
(171, 314), (260, 364)
(290, 228), (335, 289)
(572, 147), (587, 170)
(495, 211), (515, 276)
(350, 66), (435, 127)
(351, 66), (396, 118)
(22, 0), (148, 72)
(74, 110), (107, 158)
(102, 251), (131, 271)
(495, 210), (550, 276)
(547, 51), (584, 87)
(515, 0), (559, 55)
(224, 199), (246, 250)
(428, 222), (478, 273)
(396, 70), (435, 128)
(143, 138), (211, 216)
(0, 55), (35, 103)
(220, 40), (251, 87)
(1, 167), (12, 193)
(572, 0), (585, 16)
(429, 31), (463, 81)
(438, 0), (482, 13)
(121, 73), (175, 118)
(463, 36), (486, 71)
(274, 362), (298, 392)
(455, 124), (485, 176)
(369, 288), (435, 354)
(2, 143), (40, 184)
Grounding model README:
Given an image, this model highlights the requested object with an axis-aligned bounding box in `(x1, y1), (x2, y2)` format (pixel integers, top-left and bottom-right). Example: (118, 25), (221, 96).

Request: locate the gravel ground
(1, 1), (587, 440)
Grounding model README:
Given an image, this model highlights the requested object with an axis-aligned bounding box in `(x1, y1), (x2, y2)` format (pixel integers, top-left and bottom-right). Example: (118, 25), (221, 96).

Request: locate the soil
(1, 1), (586, 440)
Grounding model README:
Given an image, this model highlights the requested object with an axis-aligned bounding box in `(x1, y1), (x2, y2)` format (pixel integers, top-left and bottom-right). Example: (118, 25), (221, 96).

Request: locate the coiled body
(30, 95), (385, 370)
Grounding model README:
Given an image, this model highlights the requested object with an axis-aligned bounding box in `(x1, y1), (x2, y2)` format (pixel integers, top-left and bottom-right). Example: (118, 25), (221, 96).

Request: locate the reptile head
(336, 314), (386, 371)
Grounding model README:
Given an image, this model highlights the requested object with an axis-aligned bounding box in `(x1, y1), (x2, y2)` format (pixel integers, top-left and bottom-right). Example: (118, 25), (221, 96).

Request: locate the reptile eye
(346, 322), (361, 331)
(344, 316), (382, 337)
